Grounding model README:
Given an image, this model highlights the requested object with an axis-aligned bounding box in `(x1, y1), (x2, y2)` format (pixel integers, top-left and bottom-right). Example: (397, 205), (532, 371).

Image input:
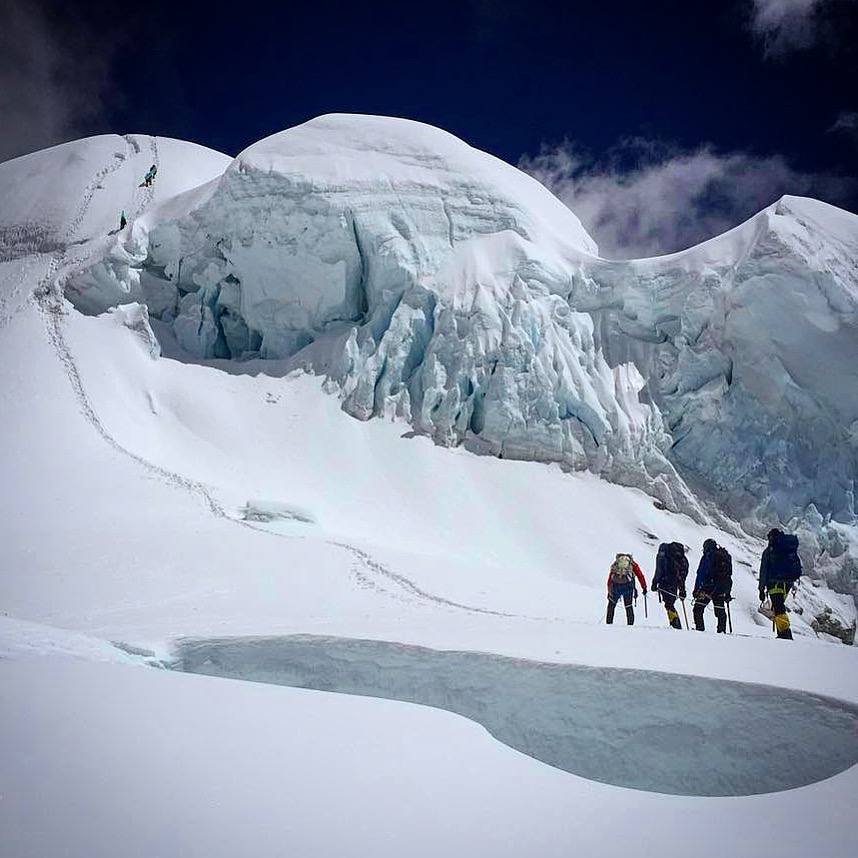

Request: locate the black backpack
(670, 542), (688, 582)
(712, 546), (732, 588)
(656, 542), (687, 590)
(768, 533), (802, 583)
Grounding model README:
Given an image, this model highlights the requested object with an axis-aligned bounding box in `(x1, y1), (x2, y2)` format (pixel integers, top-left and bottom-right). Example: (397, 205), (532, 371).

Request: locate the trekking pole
(726, 600), (733, 634)
(680, 598), (689, 630)
(644, 591), (648, 618)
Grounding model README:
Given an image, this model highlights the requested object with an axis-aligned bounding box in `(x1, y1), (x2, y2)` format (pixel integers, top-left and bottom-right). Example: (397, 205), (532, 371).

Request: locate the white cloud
(748, 0), (857, 57)
(750, 0), (822, 55)
(829, 111), (858, 142)
(519, 139), (857, 259)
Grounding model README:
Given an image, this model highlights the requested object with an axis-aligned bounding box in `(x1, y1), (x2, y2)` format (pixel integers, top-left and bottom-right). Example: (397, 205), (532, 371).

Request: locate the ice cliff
(60, 115), (858, 591)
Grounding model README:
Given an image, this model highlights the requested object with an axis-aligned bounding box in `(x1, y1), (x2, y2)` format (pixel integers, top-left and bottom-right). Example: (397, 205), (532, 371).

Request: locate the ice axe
(680, 598), (689, 630)
(727, 599), (733, 634)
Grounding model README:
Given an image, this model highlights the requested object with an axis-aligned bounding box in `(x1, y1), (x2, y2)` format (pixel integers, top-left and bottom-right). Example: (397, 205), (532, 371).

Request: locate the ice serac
(577, 197), (858, 586)
(63, 116), (858, 589)
(95, 114), (695, 514)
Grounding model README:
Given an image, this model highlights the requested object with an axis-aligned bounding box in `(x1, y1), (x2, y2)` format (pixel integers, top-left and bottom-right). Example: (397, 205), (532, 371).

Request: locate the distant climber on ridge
(140, 164), (157, 187)
(606, 553), (647, 626)
(692, 539), (733, 633)
(759, 529), (802, 640)
(651, 541), (688, 629)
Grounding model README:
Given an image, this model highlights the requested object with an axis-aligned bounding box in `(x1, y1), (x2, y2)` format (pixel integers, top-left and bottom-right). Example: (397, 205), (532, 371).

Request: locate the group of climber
(116, 165), (158, 232)
(605, 528), (801, 640)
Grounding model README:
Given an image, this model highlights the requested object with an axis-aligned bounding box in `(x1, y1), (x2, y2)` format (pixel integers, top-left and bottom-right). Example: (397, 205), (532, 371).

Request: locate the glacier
(19, 114), (858, 595)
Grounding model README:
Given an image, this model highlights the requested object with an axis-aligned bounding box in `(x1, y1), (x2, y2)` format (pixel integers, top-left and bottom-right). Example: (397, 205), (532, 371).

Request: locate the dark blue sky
(4, 0), (857, 254)
(86, 0), (856, 168)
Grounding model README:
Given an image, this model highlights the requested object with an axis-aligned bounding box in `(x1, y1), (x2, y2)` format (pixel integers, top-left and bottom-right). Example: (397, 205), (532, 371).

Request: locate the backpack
(769, 533), (802, 583)
(656, 542), (687, 586)
(670, 542), (689, 582)
(712, 546), (732, 589)
(610, 554), (635, 585)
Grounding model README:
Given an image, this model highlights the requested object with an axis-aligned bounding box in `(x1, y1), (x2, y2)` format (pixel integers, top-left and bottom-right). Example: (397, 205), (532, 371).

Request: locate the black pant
(607, 586), (635, 625)
(693, 592), (727, 633)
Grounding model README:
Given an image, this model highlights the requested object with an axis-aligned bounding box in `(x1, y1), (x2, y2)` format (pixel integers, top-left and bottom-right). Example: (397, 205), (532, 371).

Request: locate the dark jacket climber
(141, 164), (157, 187)
(759, 529), (802, 640)
(606, 553), (647, 626)
(651, 542), (688, 629)
(692, 539), (733, 633)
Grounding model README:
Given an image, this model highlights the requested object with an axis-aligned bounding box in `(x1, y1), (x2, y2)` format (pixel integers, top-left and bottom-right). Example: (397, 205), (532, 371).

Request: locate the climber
(759, 529), (802, 640)
(606, 553), (647, 625)
(651, 542), (688, 629)
(692, 539), (733, 633)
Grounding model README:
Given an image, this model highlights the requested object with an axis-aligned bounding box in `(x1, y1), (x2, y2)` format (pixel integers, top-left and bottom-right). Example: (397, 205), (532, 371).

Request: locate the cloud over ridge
(520, 138), (857, 259)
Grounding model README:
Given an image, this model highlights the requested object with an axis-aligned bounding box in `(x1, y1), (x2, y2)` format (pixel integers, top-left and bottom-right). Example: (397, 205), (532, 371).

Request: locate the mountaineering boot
(665, 601), (682, 629)
(774, 609), (793, 639)
(776, 622), (793, 640)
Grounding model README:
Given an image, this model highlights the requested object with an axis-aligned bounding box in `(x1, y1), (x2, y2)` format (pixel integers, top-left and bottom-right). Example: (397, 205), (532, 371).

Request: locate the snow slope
(0, 133), (230, 256)
(1, 116), (857, 857)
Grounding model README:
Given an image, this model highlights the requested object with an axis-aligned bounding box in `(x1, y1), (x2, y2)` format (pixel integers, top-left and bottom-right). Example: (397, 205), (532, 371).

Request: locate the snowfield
(1, 117), (857, 857)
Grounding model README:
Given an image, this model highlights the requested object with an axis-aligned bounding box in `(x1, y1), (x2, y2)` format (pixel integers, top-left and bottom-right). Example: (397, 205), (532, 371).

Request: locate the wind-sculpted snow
(50, 116), (858, 588)
(176, 635), (858, 796)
